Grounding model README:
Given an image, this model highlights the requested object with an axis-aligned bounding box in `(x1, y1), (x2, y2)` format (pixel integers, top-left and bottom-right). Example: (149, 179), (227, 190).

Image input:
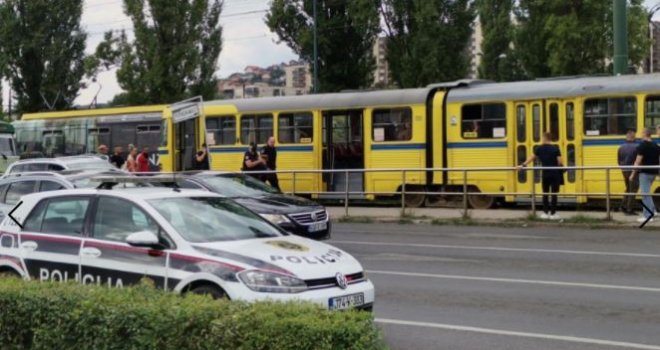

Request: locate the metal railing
(239, 165), (660, 220)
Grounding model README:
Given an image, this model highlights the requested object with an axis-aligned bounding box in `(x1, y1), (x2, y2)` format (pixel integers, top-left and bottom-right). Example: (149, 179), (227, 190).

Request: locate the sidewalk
(327, 206), (655, 228)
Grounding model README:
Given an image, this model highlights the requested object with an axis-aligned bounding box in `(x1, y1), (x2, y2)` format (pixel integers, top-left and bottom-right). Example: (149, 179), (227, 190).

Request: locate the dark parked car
(156, 172), (330, 240)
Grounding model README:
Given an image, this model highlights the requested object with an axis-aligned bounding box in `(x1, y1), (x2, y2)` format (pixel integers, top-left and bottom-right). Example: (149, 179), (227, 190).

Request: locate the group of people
(97, 144), (160, 173)
(241, 136), (281, 191)
(518, 127), (660, 223)
(618, 127), (660, 223)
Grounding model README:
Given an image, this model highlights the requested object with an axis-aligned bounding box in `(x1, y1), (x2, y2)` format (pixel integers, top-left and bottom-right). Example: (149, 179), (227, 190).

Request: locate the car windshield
(147, 197), (281, 242)
(202, 174), (279, 197)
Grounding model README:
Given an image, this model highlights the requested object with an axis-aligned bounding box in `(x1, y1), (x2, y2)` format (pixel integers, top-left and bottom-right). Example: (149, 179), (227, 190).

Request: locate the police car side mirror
(126, 230), (160, 248)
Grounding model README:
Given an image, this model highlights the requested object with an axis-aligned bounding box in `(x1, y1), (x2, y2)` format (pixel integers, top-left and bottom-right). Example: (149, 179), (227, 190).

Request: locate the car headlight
(237, 270), (307, 293)
(260, 213), (292, 225)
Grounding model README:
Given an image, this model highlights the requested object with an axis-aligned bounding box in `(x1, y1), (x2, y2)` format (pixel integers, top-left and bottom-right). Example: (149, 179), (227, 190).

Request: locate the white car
(3, 155), (119, 177)
(0, 187), (374, 311)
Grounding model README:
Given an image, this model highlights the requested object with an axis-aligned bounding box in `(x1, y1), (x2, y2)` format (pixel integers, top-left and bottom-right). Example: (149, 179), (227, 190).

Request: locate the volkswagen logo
(335, 272), (348, 289)
(310, 212), (318, 222)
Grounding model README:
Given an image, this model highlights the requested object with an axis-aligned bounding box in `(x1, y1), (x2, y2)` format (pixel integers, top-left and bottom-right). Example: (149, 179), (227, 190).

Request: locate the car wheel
(190, 284), (227, 299)
(0, 269), (20, 279)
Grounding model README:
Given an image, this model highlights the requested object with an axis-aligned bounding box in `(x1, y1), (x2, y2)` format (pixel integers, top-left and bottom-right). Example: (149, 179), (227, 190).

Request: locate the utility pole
(613, 0), (629, 75)
(312, 0), (319, 93)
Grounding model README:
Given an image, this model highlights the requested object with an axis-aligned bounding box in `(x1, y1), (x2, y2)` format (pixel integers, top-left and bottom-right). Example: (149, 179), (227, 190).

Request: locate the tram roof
(446, 73), (660, 102)
(204, 80), (476, 112)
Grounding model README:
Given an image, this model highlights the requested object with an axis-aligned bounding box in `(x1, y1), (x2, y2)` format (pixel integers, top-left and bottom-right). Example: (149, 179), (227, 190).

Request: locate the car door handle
(81, 247), (102, 259)
(20, 241), (38, 251)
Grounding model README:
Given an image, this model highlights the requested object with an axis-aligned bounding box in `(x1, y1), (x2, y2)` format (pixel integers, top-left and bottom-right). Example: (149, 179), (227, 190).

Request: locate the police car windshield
(202, 174), (279, 197)
(148, 197), (281, 242)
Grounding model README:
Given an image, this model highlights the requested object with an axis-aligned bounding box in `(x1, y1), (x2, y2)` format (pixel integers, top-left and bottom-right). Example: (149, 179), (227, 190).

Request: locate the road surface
(329, 223), (660, 350)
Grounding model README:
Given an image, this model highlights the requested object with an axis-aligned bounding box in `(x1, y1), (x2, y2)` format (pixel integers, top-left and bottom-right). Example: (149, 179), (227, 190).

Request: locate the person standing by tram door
(243, 142), (267, 180)
(262, 136), (281, 191)
(194, 143), (210, 170)
(630, 127), (660, 223)
(618, 129), (639, 215)
(109, 146), (125, 169)
(518, 132), (564, 220)
(136, 147), (151, 173)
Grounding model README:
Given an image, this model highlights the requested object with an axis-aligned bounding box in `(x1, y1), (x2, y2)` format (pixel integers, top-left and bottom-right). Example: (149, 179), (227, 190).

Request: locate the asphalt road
(329, 223), (660, 350)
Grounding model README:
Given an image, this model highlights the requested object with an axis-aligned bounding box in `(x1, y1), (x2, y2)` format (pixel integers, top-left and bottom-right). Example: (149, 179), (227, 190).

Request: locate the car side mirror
(126, 230), (160, 248)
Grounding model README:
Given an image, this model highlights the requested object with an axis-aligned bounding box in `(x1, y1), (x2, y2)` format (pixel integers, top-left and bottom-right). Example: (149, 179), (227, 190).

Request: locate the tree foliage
(513, 0), (650, 78)
(266, 0), (381, 92)
(94, 0), (223, 105)
(477, 0), (523, 81)
(0, 0), (86, 113)
(382, 0), (476, 88)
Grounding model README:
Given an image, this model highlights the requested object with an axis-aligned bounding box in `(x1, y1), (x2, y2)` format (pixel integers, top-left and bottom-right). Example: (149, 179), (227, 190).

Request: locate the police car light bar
(92, 175), (182, 189)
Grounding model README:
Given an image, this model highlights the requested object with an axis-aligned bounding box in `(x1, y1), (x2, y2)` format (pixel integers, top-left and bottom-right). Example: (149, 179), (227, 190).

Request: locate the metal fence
(240, 165), (660, 220)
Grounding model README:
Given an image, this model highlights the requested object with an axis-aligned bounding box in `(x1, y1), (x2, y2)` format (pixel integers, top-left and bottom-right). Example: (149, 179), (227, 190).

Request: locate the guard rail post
(462, 170), (468, 219)
(531, 168), (536, 216)
(401, 170), (406, 215)
(605, 168), (612, 220)
(292, 171), (297, 195)
(344, 170), (350, 217)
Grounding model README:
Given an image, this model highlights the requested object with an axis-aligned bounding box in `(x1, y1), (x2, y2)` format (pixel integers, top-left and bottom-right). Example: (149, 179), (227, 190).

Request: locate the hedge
(0, 278), (385, 350)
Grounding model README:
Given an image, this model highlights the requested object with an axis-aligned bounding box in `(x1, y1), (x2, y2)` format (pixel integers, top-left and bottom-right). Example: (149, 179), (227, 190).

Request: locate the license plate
(328, 293), (365, 310)
(308, 221), (327, 232)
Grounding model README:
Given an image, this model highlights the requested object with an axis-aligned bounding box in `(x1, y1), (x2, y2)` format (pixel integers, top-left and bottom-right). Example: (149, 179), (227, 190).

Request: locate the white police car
(0, 187), (374, 311)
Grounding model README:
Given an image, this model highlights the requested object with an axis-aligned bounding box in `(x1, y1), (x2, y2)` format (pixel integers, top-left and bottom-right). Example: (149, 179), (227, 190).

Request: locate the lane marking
(367, 270), (660, 293)
(332, 240), (660, 259)
(376, 318), (660, 350)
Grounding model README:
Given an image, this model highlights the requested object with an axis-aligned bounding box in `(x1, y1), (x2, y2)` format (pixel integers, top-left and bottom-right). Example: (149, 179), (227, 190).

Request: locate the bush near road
(0, 278), (384, 350)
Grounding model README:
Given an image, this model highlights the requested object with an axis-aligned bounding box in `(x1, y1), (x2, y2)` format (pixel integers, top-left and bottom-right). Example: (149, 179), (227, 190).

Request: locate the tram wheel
(404, 193), (426, 208)
(468, 193), (495, 209)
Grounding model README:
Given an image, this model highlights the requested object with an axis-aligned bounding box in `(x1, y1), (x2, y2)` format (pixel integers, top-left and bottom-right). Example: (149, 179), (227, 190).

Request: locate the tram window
(532, 105), (541, 142)
(88, 128), (109, 135)
(461, 103), (506, 139)
(136, 125), (160, 133)
(517, 146), (527, 183)
(206, 116), (236, 145)
(516, 105), (526, 143)
(278, 112), (313, 144)
(566, 103), (575, 141)
(549, 104), (559, 141)
(241, 114), (273, 145)
(567, 144), (576, 183)
(584, 97), (636, 136)
(645, 96), (660, 128)
(372, 108), (412, 142)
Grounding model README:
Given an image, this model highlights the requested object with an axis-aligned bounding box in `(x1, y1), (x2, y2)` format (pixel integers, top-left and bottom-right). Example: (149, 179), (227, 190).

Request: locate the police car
(0, 186), (374, 310)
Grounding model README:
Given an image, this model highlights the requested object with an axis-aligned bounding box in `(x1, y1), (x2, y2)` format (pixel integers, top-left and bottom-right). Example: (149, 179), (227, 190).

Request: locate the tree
(0, 0), (86, 113)
(94, 0), (223, 105)
(477, 0), (519, 81)
(514, 0), (650, 78)
(267, 0), (380, 92)
(382, 0), (476, 88)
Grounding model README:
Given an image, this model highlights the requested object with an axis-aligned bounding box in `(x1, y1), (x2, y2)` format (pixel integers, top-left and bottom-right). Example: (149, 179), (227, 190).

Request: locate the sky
(2, 0), (660, 108)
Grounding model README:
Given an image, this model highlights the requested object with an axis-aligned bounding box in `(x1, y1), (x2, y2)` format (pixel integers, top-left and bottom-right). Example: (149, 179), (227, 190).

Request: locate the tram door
(322, 110), (365, 196)
(513, 101), (544, 199)
(546, 100), (578, 197)
(174, 119), (197, 171)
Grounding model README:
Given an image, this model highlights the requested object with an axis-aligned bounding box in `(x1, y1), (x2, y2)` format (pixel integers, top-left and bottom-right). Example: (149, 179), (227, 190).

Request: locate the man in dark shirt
(243, 142), (266, 180)
(618, 129), (639, 215)
(630, 127), (660, 222)
(109, 146), (125, 169)
(519, 132), (564, 220)
(261, 136), (280, 191)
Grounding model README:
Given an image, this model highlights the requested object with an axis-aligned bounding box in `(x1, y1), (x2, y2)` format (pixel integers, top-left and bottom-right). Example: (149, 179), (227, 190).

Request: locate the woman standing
(518, 132), (564, 220)
(125, 144), (138, 173)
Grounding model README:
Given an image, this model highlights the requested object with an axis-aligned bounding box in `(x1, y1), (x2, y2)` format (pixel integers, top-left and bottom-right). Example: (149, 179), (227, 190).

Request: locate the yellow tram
(14, 74), (660, 208)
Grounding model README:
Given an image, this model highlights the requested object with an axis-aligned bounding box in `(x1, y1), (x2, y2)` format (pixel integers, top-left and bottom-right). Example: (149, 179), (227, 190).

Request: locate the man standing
(618, 129), (639, 215)
(262, 136), (280, 191)
(109, 146), (125, 169)
(97, 144), (109, 160)
(194, 143), (210, 170)
(519, 132), (564, 220)
(136, 147), (151, 173)
(242, 142), (266, 180)
(630, 127), (660, 223)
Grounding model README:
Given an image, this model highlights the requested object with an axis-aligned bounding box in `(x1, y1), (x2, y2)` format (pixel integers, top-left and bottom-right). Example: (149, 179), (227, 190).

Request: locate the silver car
(3, 155), (120, 177)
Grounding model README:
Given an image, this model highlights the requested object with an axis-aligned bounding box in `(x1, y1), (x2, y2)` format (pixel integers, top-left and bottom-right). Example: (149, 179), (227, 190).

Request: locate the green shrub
(0, 278), (385, 350)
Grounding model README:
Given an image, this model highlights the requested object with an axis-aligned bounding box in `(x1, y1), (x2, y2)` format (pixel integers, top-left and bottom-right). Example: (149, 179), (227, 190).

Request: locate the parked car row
(0, 156), (372, 311)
